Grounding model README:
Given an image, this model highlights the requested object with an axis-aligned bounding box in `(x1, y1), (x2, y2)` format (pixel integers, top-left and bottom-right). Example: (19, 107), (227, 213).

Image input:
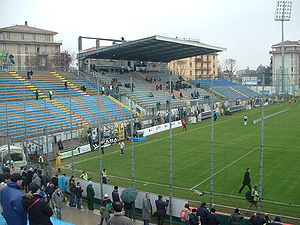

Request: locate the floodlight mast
(274, 0), (292, 95)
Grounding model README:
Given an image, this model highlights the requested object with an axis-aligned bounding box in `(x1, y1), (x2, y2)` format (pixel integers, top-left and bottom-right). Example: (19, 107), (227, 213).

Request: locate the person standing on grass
(243, 115), (248, 125)
(238, 168), (251, 193)
(248, 185), (259, 210)
(55, 153), (61, 173)
(182, 119), (187, 131)
(119, 141), (125, 156)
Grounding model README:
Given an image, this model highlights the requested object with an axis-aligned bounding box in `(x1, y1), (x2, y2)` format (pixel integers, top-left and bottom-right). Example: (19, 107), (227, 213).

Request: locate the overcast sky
(0, 0), (299, 70)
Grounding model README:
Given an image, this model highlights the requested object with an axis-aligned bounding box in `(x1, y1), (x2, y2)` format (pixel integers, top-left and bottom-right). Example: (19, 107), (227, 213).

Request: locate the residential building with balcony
(0, 21), (62, 70)
(168, 53), (218, 80)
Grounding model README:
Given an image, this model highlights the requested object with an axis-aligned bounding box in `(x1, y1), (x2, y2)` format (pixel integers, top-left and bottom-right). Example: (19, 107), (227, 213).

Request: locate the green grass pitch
(61, 102), (300, 218)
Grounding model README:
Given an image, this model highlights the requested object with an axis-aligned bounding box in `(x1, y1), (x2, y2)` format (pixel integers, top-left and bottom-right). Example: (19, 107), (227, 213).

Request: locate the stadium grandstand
(1, 34), (299, 225)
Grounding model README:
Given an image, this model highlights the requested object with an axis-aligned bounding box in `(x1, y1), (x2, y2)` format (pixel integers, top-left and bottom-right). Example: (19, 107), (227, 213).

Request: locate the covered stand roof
(79, 35), (226, 62)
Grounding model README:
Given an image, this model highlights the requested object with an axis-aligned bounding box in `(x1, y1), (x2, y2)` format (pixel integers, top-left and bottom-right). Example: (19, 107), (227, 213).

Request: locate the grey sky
(0, 0), (299, 70)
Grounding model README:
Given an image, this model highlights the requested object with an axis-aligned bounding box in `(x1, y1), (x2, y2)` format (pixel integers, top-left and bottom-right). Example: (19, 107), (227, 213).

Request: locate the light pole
(274, 0), (292, 95)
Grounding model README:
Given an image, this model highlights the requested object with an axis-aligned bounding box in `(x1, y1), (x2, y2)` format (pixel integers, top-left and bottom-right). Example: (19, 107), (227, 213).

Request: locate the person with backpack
(189, 208), (200, 225)
(207, 208), (220, 225)
(229, 208), (244, 225)
(180, 203), (191, 224)
(100, 199), (110, 225)
(248, 185), (259, 210)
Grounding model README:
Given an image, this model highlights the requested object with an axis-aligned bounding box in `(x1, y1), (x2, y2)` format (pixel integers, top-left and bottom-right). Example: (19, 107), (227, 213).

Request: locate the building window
(2, 33), (5, 40)
(21, 34), (25, 40)
(189, 62), (192, 67)
(45, 35), (50, 41)
(17, 45), (21, 52)
(37, 46), (40, 53)
(25, 45), (28, 52)
(17, 56), (21, 65)
(33, 34), (36, 40)
(6, 33), (10, 39)
(190, 71), (192, 75)
(3, 44), (6, 51)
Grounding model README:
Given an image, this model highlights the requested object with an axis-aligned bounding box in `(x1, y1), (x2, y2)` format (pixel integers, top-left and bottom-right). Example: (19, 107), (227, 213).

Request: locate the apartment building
(0, 21), (61, 70)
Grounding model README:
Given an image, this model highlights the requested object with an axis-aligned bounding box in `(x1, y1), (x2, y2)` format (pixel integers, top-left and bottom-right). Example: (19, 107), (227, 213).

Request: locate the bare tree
(49, 51), (72, 70)
(223, 58), (237, 81)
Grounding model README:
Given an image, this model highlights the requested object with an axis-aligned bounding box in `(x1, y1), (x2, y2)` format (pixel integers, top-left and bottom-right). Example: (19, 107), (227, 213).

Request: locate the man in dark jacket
(229, 208), (244, 225)
(112, 185), (120, 202)
(270, 216), (282, 225)
(74, 182), (83, 209)
(197, 202), (209, 225)
(50, 174), (58, 187)
(207, 208), (220, 225)
(22, 183), (53, 225)
(239, 168), (251, 193)
(86, 179), (95, 210)
(0, 173), (27, 225)
(155, 195), (169, 225)
(249, 213), (270, 225)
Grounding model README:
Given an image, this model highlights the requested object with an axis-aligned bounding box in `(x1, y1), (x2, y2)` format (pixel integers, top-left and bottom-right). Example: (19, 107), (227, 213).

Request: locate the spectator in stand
(155, 195), (169, 225)
(58, 174), (68, 195)
(142, 193), (152, 225)
(229, 208), (244, 225)
(124, 201), (134, 219)
(249, 212), (270, 225)
(207, 208), (220, 225)
(42, 171), (50, 188)
(55, 153), (61, 173)
(1, 173), (27, 225)
(68, 176), (76, 207)
(45, 182), (55, 206)
(22, 183), (53, 225)
(112, 186), (120, 203)
(100, 199), (110, 225)
(86, 178), (95, 211)
(189, 208), (200, 225)
(22, 169), (30, 193)
(50, 174), (59, 187)
(107, 201), (133, 225)
(270, 216), (282, 225)
(52, 186), (63, 220)
(32, 172), (41, 188)
(64, 81), (68, 90)
(180, 203), (191, 224)
(196, 202), (209, 225)
(48, 90), (53, 100)
(35, 90), (39, 100)
(74, 182), (83, 210)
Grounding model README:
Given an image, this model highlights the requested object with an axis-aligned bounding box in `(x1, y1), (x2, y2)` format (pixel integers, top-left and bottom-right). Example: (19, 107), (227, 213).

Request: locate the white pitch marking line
(67, 109), (263, 166)
(190, 146), (259, 190)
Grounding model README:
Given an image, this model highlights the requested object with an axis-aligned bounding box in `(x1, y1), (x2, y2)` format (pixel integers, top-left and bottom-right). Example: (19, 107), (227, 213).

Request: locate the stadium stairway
(228, 86), (248, 98)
